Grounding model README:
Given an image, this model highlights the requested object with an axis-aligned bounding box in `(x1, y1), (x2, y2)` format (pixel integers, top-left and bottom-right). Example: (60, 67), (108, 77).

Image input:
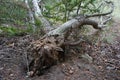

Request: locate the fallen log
(27, 1), (114, 77)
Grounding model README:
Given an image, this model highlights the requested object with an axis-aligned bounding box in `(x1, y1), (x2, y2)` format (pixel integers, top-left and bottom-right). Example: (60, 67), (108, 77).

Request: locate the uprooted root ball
(27, 36), (65, 77)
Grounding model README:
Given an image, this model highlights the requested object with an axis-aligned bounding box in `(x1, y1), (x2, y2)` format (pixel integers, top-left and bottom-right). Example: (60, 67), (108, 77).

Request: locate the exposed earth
(0, 19), (120, 80)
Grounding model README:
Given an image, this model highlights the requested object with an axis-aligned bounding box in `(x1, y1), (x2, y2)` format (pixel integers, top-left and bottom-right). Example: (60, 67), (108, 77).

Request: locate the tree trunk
(25, 0), (36, 32)
(32, 0), (53, 32)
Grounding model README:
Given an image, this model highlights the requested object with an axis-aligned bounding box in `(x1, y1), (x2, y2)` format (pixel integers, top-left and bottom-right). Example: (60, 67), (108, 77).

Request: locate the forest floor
(0, 18), (120, 80)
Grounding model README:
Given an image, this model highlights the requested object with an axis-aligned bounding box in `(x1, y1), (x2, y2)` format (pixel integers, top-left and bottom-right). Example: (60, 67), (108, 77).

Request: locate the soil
(0, 19), (120, 80)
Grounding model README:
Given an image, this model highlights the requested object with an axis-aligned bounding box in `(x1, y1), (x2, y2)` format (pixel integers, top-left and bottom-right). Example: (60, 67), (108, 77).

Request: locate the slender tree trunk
(32, 0), (53, 32)
(25, 0), (36, 32)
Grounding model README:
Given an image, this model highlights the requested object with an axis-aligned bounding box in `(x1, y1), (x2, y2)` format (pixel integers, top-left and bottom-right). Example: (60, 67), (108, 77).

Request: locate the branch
(63, 40), (82, 46)
(81, 19), (101, 29)
(46, 1), (114, 37)
(76, 2), (81, 15)
(85, 1), (114, 18)
(46, 16), (102, 36)
(102, 16), (112, 24)
(47, 19), (77, 36)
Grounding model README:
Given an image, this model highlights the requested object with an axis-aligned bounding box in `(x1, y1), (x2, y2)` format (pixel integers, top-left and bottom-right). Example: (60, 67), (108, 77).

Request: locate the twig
(85, 1), (114, 18)
(24, 52), (30, 77)
(76, 2), (81, 15)
(102, 17), (112, 24)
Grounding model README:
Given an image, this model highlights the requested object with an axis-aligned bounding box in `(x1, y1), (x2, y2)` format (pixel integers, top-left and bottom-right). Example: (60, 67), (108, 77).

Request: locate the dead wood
(27, 1), (114, 77)
(27, 36), (65, 76)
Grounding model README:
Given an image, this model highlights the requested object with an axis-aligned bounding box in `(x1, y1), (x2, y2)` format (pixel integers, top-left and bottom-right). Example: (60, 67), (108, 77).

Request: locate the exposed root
(27, 36), (65, 77)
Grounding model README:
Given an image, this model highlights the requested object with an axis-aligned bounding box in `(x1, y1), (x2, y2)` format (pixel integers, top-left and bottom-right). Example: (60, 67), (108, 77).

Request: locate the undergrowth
(0, 26), (30, 36)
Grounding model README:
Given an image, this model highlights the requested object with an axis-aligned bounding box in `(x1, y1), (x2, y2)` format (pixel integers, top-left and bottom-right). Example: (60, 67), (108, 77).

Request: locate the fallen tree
(27, 0), (114, 77)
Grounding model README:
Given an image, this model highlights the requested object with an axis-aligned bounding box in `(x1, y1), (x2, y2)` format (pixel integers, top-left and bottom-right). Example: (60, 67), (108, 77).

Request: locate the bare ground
(0, 19), (120, 80)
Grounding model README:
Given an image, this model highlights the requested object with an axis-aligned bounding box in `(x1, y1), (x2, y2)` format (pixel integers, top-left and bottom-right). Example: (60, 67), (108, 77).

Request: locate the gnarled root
(27, 36), (65, 77)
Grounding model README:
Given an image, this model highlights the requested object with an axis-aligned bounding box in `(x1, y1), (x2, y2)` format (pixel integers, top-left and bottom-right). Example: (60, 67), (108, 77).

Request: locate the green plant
(0, 26), (26, 36)
(0, 0), (27, 25)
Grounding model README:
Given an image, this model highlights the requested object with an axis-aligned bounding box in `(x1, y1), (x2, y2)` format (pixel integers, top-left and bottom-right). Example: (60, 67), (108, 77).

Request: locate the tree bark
(25, 0), (36, 32)
(27, 1), (114, 77)
(32, 0), (53, 32)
